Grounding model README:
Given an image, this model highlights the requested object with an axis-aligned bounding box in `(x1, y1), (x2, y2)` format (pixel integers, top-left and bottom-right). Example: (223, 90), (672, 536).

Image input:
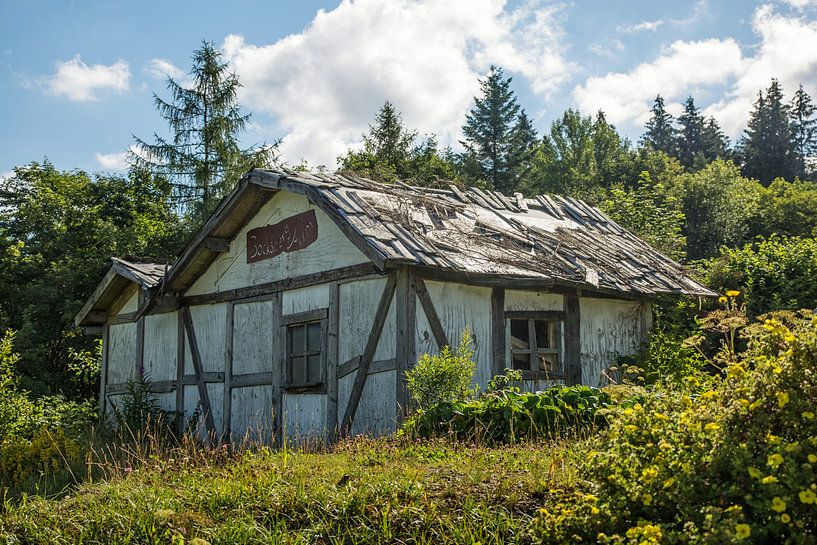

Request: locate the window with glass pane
(508, 317), (561, 375)
(287, 321), (323, 386)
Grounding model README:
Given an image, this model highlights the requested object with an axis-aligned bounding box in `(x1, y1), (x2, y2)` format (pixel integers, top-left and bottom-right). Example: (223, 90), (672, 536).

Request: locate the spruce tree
(698, 117), (730, 168)
(461, 66), (521, 193)
(739, 79), (798, 184)
(507, 109), (538, 189)
(790, 84), (817, 178)
(677, 96), (706, 170)
(641, 95), (677, 156)
(132, 41), (276, 218)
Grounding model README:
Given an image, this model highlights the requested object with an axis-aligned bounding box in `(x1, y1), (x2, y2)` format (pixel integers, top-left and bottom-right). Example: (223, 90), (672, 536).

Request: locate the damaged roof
(76, 168), (714, 326)
(163, 168), (712, 299)
(74, 258), (169, 326)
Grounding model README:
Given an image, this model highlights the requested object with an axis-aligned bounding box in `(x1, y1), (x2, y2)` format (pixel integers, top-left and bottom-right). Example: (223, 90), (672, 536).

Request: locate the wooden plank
(563, 294), (581, 385)
(281, 308), (328, 325)
(337, 357), (397, 379)
(327, 282), (340, 443)
(395, 267), (416, 422)
(99, 325), (110, 419)
(491, 287), (505, 378)
(504, 310), (566, 321)
(180, 263), (379, 307)
(203, 236), (230, 252)
(271, 292), (284, 446)
(414, 277), (449, 349)
(231, 372), (274, 388)
(223, 302), (234, 442)
(176, 310), (185, 435)
(181, 306), (217, 438)
(107, 312), (138, 326)
(181, 372), (224, 384)
(340, 273), (397, 436)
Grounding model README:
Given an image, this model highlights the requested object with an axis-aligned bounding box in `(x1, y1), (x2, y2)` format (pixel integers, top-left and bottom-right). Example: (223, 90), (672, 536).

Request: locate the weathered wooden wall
(186, 192), (369, 296)
(579, 297), (648, 387)
(337, 277), (396, 437)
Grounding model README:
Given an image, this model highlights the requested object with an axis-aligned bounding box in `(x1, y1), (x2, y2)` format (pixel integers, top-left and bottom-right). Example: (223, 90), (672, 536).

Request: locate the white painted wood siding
(143, 312), (177, 383)
(186, 191), (370, 296)
(579, 297), (647, 387)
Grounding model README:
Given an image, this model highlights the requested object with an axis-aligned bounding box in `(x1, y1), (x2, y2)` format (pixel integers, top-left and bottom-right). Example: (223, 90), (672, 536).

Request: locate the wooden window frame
(283, 308), (328, 392)
(506, 310), (565, 380)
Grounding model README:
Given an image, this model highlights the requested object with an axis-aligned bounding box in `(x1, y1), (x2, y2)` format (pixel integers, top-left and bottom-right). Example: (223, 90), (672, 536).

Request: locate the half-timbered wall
(187, 191), (369, 296)
(579, 297), (649, 387)
(337, 276), (396, 437)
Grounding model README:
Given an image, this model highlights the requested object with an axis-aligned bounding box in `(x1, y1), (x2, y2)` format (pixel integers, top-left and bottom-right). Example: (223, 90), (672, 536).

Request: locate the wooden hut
(76, 168), (712, 442)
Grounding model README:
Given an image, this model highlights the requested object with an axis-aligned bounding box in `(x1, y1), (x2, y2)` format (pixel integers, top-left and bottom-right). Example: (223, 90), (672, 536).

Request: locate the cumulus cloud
(41, 55), (130, 101)
(144, 58), (185, 81)
(704, 4), (817, 135)
(220, 0), (572, 167)
(573, 39), (743, 128)
(573, 4), (817, 137)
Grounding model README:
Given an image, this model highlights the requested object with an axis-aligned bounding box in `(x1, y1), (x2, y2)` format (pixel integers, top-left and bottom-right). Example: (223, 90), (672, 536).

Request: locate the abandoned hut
(75, 168), (712, 442)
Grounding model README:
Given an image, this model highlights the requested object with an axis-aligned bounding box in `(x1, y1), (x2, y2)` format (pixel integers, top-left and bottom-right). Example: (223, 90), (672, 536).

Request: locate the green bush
(704, 235), (817, 317)
(530, 312), (817, 544)
(402, 378), (613, 444)
(405, 328), (476, 410)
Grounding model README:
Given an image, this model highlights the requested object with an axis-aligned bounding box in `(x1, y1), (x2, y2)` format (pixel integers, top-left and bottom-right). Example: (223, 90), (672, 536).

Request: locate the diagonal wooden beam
(413, 277), (449, 349)
(340, 274), (397, 437)
(181, 306), (217, 437)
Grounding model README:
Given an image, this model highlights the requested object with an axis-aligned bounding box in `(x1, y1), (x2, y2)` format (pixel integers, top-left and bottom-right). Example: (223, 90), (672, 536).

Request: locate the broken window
(508, 316), (562, 376)
(286, 320), (323, 387)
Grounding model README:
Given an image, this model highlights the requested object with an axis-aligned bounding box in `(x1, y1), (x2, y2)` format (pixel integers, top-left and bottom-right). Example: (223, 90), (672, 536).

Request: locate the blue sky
(2, 0), (817, 176)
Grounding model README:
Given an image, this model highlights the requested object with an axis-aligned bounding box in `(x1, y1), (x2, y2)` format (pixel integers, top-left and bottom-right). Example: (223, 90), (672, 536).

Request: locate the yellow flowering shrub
(531, 312), (817, 544)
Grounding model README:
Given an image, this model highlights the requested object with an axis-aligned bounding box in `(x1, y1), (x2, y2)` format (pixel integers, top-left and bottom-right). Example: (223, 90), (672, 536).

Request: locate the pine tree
(132, 41), (276, 218)
(698, 117), (730, 169)
(790, 84), (817, 178)
(641, 95), (677, 156)
(507, 109), (538, 189)
(739, 79), (798, 185)
(338, 101), (417, 181)
(677, 96), (706, 170)
(461, 66), (521, 193)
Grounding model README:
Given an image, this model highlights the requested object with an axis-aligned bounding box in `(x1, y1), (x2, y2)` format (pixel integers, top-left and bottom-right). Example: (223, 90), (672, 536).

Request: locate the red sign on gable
(246, 210), (319, 263)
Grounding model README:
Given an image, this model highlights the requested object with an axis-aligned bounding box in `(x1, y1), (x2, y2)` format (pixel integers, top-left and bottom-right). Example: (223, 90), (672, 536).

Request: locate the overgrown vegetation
(531, 306), (817, 544)
(402, 331), (615, 444)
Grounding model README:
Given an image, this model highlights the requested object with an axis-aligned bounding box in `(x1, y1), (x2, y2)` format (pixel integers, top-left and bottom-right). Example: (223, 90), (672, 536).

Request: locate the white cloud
(573, 4), (817, 137)
(95, 145), (141, 171)
(221, 0), (572, 167)
(573, 39), (743, 128)
(704, 4), (817, 135)
(41, 55), (130, 101)
(781, 0), (817, 9)
(144, 58), (185, 81)
(617, 20), (664, 33)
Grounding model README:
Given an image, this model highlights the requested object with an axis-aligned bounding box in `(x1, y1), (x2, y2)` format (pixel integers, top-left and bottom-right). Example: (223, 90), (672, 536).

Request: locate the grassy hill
(0, 438), (583, 544)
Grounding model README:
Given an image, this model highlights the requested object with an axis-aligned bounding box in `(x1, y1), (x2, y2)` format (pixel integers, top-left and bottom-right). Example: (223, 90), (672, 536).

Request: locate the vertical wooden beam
(136, 289), (146, 378)
(326, 282), (340, 443)
(176, 309), (186, 435)
(182, 306), (217, 437)
(99, 325), (110, 420)
(414, 278), (449, 349)
(395, 267), (416, 422)
(271, 291), (284, 446)
(491, 287), (506, 378)
(340, 274), (397, 436)
(223, 302), (234, 443)
(563, 294), (581, 385)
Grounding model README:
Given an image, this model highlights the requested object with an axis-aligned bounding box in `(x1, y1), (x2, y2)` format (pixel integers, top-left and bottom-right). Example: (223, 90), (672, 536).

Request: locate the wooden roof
(77, 168), (714, 325)
(74, 258), (168, 326)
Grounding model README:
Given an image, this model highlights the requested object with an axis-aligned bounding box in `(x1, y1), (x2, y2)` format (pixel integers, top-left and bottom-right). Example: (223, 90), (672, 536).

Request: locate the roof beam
(203, 237), (230, 253)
